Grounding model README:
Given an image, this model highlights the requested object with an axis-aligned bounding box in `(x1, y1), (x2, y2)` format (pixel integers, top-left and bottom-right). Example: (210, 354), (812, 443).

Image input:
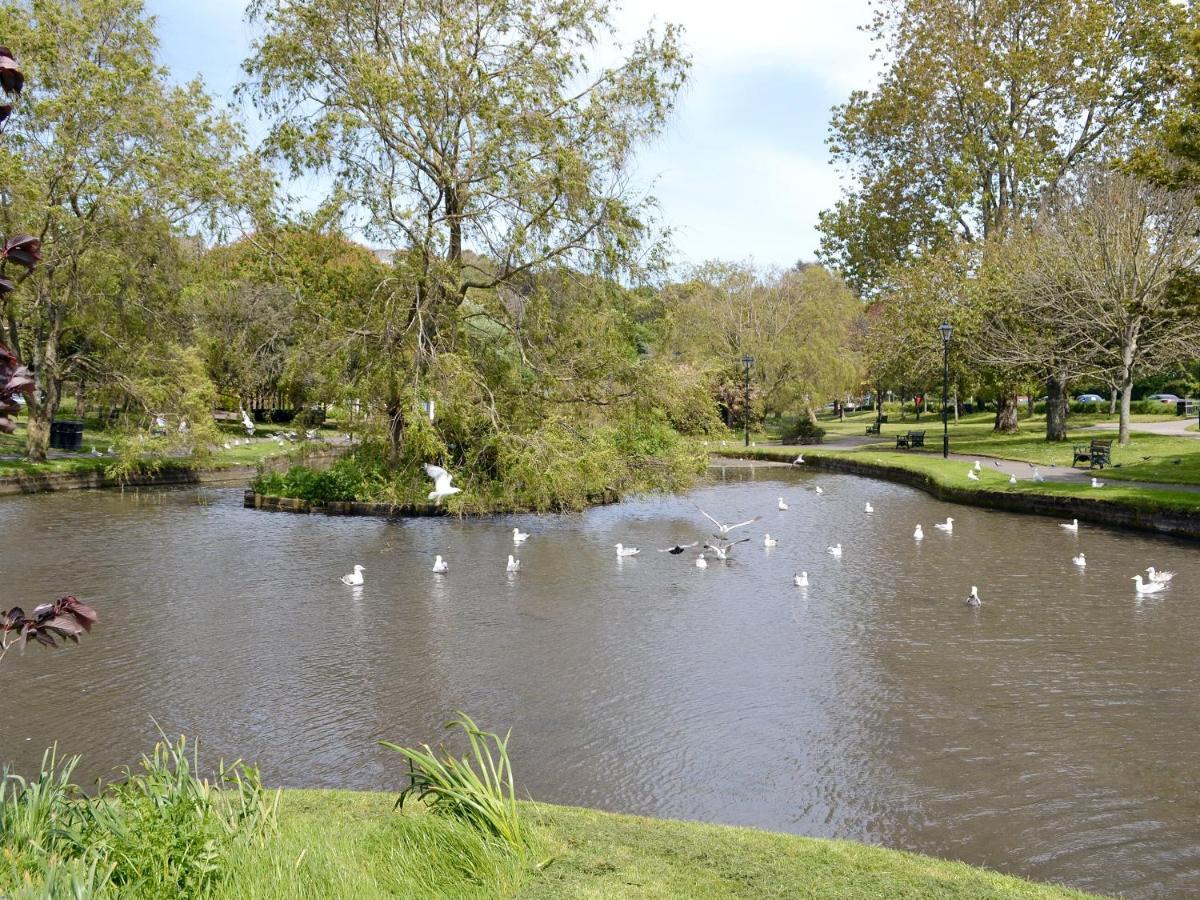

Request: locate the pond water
(1, 467), (1198, 898)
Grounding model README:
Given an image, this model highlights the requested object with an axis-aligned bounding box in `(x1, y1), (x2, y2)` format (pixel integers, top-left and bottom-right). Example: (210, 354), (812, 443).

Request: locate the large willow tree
(242, 0), (689, 453)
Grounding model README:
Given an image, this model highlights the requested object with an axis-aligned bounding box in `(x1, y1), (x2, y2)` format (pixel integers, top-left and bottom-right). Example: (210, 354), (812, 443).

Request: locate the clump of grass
(0, 737), (278, 898)
(379, 713), (528, 852)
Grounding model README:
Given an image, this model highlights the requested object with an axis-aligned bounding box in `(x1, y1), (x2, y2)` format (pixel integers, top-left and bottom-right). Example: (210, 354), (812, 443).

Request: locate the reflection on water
(1, 470), (1197, 898)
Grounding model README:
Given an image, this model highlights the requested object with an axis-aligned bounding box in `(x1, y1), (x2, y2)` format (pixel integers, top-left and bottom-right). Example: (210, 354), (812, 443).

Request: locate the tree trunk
(1119, 378), (1133, 445)
(993, 392), (1019, 433)
(952, 387), (959, 423)
(74, 379), (87, 419)
(26, 323), (64, 462)
(1108, 386), (1117, 416)
(386, 401), (406, 460)
(1045, 373), (1069, 441)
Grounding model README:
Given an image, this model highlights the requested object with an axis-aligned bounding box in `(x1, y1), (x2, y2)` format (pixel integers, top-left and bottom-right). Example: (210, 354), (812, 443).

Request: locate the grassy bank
(220, 790), (1092, 899)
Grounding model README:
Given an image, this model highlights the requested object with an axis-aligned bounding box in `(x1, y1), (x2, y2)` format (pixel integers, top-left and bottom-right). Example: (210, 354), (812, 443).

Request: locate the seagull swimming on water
(659, 542), (699, 555)
(1060, 519), (1079, 532)
(864, 502), (874, 514)
(914, 524), (924, 541)
(794, 571), (808, 587)
(763, 534), (778, 547)
(778, 497), (789, 511)
(966, 586), (982, 607)
(425, 463), (462, 503)
(695, 554), (708, 568)
(340, 565), (364, 586)
(934, 517), (954, 533)
(615, 543), (640, 557)
(696, 507), (761, 537)
(512, 527), (529, 544)
(506, 555), (520, 573)
(827, 543), (843, 558)
(432, 555), (448, 574)
(1146, 567), (1175, 584)
(1072, 553), (1086, 568)
(1132, 574), (1164, 595)
(814, 485), (824, 494)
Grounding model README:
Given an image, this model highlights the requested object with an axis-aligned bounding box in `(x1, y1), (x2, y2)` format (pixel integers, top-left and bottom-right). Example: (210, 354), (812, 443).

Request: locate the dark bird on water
(659, 542), (699, 555)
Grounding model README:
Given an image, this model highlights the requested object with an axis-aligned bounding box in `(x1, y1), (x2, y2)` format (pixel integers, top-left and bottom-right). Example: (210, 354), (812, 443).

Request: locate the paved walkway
(1084, 419), (1198, 438)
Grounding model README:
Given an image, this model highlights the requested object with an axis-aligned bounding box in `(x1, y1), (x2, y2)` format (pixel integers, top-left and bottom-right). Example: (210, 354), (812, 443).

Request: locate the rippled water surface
(2, 466), (1199, 897)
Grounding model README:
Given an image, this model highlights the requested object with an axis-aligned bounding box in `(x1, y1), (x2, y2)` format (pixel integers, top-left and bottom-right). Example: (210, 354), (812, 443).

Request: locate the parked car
(1147, 393), (1182, 404)
(1076, 393), (1105, 403)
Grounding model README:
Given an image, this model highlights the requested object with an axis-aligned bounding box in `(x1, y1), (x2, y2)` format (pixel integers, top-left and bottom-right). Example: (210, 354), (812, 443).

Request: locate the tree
(0, 39), (95, 660)
(242, 0), (689, 454)
(667, 262), (865, 423)
(819, 0), (1189, 432)
(0, 0), (257, 460)
(994, 170), (1200, 444)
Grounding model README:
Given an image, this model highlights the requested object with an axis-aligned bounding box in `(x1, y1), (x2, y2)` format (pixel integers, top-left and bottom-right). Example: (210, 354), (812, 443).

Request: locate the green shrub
(781, 417), (826, 445)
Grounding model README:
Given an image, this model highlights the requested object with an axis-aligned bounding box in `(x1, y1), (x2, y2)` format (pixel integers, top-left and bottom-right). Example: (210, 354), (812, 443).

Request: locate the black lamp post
(939, 321), (952, 458)
(740, 354), (754, 447)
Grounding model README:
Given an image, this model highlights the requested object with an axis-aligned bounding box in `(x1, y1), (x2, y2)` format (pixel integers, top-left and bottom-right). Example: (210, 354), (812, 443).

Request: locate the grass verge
(216, 790), (1096, 899)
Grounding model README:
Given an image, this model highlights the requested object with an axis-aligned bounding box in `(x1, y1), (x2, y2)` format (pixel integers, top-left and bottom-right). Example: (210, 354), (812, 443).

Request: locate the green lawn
(218, 790), (1095, 899)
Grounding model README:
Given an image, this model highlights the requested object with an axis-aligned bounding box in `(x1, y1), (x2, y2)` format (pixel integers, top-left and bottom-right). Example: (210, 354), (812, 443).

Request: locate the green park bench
(1072, 438), (1112, 469)
(865, 415), (889, 436)
(895, 429), (925, 449)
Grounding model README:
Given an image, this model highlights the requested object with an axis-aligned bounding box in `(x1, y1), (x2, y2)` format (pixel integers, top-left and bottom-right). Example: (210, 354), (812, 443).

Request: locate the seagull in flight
(696, 507), (761, 537)
(425, 463), (462, 503)
(793, 454), (805, 465)
(702, 538), (751, 560)
(658, 542), (699, 555)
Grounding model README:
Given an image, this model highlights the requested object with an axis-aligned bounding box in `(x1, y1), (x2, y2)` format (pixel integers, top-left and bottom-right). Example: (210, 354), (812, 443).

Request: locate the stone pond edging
(721, 448), (1200, 542)
(246, 491), (449, 517)
(0, 448), (345, 497)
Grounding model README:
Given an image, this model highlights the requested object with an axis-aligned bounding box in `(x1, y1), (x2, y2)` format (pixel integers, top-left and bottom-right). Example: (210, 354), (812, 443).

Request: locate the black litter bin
(51, 419), (84, 451)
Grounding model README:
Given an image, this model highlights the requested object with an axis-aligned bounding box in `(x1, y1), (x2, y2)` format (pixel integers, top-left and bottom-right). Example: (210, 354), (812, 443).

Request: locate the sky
(145, 0), (877, 269)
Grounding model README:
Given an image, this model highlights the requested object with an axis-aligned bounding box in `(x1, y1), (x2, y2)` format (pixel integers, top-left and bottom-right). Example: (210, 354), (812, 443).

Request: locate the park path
(767, 432), (1200, 496)
(1084, 418), (1198, 438)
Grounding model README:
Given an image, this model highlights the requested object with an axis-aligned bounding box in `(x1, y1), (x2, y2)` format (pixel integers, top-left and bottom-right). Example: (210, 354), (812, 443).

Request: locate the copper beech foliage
(0, 597), (98, 659)
(0, 43), (97, 656)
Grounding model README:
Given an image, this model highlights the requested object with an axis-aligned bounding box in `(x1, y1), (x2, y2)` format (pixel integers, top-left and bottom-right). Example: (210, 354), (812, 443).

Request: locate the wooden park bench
(864, 415), (889, 435)
(1072, 438), (1112, 469)
(895, 429), (926, 449)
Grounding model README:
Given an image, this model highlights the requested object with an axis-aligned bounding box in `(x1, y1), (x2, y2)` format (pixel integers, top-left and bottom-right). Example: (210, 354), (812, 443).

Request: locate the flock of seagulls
(333, 462), (1183, 608)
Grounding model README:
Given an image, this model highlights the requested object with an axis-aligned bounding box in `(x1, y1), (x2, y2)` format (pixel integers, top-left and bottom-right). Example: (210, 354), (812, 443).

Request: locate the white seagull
(827, 543), (843, 558)
(703, 538), (751, 560)
(793, 454), (805, 465)
(512, 527), (529, 544)
(794, 571), (808, 587)
(1072, 553), (1086, 568)
(223, 442), (231, 450)
(973, 460), (981, 471)
(814, 485), (824, 494)
(864, 502), (874, 514)
(90, 446), (100, 457)
(1091, 477), (1105, 488)
(1146, 567), (1175, 584)
(966, 586), (982, 607)
(615, 543), (640, 557)
(1060, 519), (1079, 532)
(778, 497), (789, 511)
(914, 524), (924, 541)
(1009, 473), (1017, 485)
(1132, 574), (1164, 595)
(695, 554), (708, 568)
(432, 555), (448, 574)
(1033, 468), (1045, 482)
(340, 565), (364, 586)
(425, 463), (462, 503)
(763, 534), (778, 547)
(696, 507), (762, 537)
(934, 517), (954, 533)
(506, 555), (520, 573)
(967, 469), (980, 481)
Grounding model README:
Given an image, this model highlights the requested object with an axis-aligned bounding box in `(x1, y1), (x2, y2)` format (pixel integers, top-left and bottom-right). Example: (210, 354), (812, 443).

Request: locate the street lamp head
(939, 321), (953, 344)
(741, 354), (755, 370)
